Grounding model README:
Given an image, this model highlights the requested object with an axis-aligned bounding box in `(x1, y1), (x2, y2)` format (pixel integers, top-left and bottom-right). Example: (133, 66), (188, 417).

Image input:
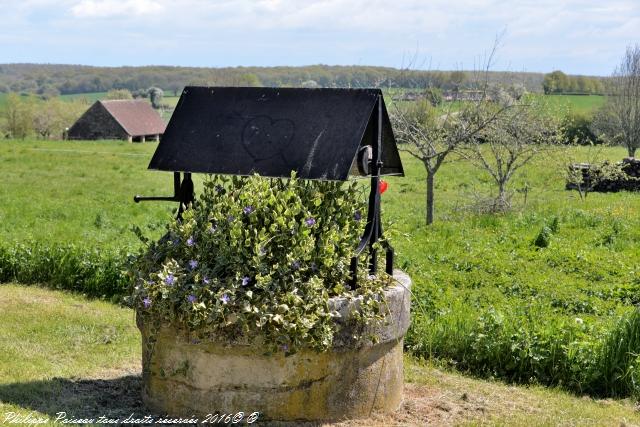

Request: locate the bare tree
(460, 99), (559, 211)
(390, 42), (507, 225)
(609, 45), (640, 158)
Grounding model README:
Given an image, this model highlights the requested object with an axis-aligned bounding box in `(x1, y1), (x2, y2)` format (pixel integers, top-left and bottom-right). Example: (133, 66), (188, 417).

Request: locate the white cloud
(0, 0), (637, 74)
(70, 0), (164, 18)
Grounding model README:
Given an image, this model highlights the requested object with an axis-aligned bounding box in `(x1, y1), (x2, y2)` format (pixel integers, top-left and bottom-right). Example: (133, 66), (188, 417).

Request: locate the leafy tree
(32, 98), (87, 139)
(236, 73), (262, 87)
(560, 112), (600, 145)
(147, 87), (164, 108)
(32, 99), (58, 139)
(133, 89), (148, 99)
(105, 89), (133, 100)
(543, 70), (568, 94)
(591, 102), (624, 146)
(2, 93), (33, 139)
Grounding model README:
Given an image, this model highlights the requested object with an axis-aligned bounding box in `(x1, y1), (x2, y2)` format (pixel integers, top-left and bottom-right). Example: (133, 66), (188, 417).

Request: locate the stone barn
(67, 100), (166, 142)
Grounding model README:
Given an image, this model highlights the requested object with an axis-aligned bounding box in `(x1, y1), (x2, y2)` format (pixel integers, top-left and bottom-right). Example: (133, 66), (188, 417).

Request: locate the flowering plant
(127, 173), (389, 353)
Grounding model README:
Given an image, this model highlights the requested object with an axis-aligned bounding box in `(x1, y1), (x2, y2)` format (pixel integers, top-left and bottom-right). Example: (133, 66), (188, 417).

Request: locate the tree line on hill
(0, 63), (587, 97)
(543, 70), (607, 95)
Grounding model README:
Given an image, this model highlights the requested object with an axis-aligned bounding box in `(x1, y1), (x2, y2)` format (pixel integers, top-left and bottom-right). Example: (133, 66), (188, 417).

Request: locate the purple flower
(143, 297), (152, 309)
(305, 217), (316, 227)
(281, 344), (289, 352)
(243, 206), (254, 215)
(291, 260), (300, 270)
(227, 215), (235, 222)
(189, 259), (198, 270)
(354, 210), (362, 221)
(241, 276), (250, 287)
(310, 262), (318, 272)
(221, 293), (230, 304)
(187, 294), (197, 303)
(215, 184), (224, 194)
(165, 274), (175, 286)
(203, 276), (210, 285)
(186, 236), (195, 247)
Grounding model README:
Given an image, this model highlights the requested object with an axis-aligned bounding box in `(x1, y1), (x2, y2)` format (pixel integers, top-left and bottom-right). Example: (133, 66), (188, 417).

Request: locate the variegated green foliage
(127, 174), (388, 353)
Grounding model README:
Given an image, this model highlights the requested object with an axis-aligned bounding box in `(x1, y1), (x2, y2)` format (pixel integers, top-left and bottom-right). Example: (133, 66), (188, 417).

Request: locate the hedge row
(0, 242), (130, 302)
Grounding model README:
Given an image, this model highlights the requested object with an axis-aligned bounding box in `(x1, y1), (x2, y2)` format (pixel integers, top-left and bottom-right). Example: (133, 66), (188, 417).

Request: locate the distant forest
(0, 63), (607, 97)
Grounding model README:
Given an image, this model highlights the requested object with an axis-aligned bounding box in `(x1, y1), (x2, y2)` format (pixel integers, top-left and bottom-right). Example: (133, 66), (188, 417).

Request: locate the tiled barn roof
(100, 100), (166, 137)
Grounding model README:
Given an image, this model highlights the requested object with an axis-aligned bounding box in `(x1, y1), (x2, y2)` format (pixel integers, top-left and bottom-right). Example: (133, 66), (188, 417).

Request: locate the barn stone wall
(67, 102), (129, 140)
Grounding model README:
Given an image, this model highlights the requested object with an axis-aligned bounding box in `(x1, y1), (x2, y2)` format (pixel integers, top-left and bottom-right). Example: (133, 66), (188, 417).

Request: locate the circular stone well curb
(137, 270), (411, 423)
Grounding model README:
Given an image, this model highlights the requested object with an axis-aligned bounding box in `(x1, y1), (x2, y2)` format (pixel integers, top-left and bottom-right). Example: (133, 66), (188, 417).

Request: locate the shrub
(560, 112), (600, 146)
(127, 174), (389, 353)
(533, 225), (552, 248)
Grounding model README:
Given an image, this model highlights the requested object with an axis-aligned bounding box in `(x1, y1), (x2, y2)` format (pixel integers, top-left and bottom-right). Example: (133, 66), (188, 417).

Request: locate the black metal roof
(148, 86), (403, 181)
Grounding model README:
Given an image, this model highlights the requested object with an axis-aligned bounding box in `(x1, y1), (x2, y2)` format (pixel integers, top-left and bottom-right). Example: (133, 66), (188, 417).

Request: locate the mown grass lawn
(1, 284), (639, 426)
(0, 284), (141, 423)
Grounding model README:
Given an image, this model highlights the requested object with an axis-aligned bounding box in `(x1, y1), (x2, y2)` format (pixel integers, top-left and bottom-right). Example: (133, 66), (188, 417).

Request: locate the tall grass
(407, 300), (640, 397)
(594, 309), (640, 397)
(0, 242), (128, 301)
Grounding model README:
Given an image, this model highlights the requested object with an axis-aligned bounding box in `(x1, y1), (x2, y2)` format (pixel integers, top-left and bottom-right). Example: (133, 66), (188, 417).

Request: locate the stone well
(137, 271), (411, 423)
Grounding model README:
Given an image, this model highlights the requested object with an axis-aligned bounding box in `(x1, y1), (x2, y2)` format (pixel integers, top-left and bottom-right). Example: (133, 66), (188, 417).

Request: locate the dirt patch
(330, 383), (490, 426)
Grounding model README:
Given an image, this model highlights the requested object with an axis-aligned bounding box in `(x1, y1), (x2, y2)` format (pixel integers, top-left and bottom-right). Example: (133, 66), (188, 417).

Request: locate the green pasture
(536, 94), (605, 116)
(0, 140), (173, 248)
(59, 91), (108, 103)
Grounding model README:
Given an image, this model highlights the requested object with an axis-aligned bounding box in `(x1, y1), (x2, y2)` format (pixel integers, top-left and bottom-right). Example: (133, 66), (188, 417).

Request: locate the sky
(0, 0), (638, 76)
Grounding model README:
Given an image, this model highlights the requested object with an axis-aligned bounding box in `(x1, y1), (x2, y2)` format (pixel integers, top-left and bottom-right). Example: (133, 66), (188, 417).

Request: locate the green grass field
(537, 94), (605, 116)
(59, 91), (108, 103)
(0, 140), (172, 248)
